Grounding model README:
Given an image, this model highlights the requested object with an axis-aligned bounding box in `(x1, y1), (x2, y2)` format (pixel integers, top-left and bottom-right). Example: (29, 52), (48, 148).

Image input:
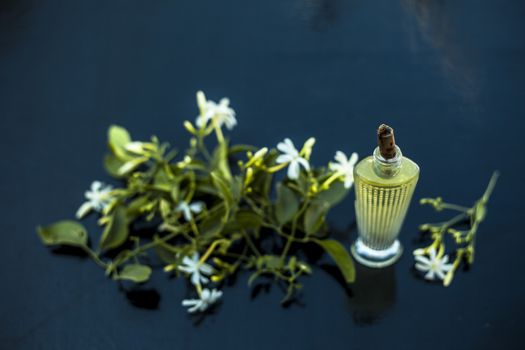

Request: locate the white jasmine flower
(276, 138), (310, 180)
(195, 91), (237, 130)
(175, 201), (204, 221)
(182, 288), (223, 313)
(329, 151), (359, 189)
(414, 247), (453, 281)
(75, 181), (114, 219)
(178, 252), (214, 286)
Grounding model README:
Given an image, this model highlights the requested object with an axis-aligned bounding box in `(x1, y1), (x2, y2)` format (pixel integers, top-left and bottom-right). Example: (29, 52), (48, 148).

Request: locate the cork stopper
(377, 124), (397, 159)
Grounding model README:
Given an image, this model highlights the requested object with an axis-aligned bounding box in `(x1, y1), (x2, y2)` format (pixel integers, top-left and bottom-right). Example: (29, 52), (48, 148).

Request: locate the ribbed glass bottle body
(352, 148), (419, 267)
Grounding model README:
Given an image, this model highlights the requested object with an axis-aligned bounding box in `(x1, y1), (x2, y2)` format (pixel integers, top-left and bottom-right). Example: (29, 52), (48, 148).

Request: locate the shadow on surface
(347, 264), (397, 325)
(120, 286), (161, 310)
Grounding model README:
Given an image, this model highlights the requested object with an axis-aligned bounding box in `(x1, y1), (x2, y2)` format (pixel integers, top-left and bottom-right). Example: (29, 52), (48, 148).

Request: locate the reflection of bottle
(350, 264), (396, 325)
(351, 124), (419, 268)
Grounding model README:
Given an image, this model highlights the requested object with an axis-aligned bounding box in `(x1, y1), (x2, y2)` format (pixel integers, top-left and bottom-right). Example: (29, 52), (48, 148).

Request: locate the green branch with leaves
(37, 91), (358, 313)
(413, 171), (499, 286)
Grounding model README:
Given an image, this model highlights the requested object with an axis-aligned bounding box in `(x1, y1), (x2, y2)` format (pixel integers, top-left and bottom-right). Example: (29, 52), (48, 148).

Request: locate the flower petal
(201, 289), (211, 300)
(344, 176), (354, 189)
(196, 91), (207, 113)
(415, 263), (429, 272)
(415, 255), (431, 265)
(75, 202), (93, 219)
(296, 157), (310, 171)
(287, 160), (300, 179)
(329, 162), (343, 172)
(219, 98), (230, 107)
(189, 202), (204, 214)
(178, 266), (192, 274)
(435, 269), (446, 280)
(277, 141), (292, 154)
(224, 115), (237, 130)
(334, 151), (348, 165)
(424, 270), (435, 280)
(348, 152), (359, 166)
(91, 181), (102, 192)
(428, 247), (437, 260)
(199, 263), (214, 275)
(190, 252), (200, 262)
(276, 154), (293, 164)
(188, 301), (202, 313)
(191, 272), (201, 286)
(182, 299), (199, 307)
(440, 263), (453, 272)
(183, 207), (192, 221)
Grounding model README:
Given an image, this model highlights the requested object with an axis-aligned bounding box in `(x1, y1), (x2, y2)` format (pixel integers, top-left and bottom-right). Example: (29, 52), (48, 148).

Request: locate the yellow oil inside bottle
(352, 149), (419, 266)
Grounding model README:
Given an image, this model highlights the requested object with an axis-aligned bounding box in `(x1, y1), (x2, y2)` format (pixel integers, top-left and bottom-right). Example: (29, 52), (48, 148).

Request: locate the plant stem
(320, 172), (341, 190)
(197, 133), (211, 161)
(199, 239), (228, 265)
(264, 162), (288, 173)
(280, 200), (309, 262)
(482, 171), (500, 203)
(260, 221), (309, 243)
(115, 231), (179, 268)
(82, 246), (108, 269)
(439, 203), (470, 212)
(219, 251), (250, 262)
(240, 229), (261, 257)
(213, 119), (225, 144)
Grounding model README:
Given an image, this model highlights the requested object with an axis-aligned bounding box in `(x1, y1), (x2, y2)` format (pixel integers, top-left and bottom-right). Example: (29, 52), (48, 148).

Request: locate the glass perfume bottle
(351, 124), (419, 268)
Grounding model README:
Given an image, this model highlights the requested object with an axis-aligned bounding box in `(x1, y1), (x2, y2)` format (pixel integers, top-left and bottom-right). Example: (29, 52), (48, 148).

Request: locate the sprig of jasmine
(37, 90), (359, 315)
(413, 171), (499, 286)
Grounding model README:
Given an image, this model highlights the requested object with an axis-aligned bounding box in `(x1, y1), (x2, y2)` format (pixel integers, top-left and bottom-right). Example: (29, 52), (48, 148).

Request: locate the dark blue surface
(1, 0), (524, 349)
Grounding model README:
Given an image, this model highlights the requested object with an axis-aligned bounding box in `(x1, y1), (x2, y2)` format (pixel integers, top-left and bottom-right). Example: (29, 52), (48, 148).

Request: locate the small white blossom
(195, 91), (237, 130)
(178, 252), (214, 286)
(182, 288), (223, 313)
(175, 201), (204, 221)
(75, 181), (114, 219)
(329, 151), (359, 189)
(414, 247), (453, 281)
(276, 138), (310, 180)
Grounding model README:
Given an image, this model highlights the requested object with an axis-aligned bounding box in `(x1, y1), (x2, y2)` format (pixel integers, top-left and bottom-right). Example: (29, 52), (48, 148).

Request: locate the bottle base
(351, 238), (403, 268)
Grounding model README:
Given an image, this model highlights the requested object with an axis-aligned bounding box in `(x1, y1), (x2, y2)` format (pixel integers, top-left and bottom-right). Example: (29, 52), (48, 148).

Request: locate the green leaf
(227, 210), (262, 231)
(231, 176), (243, 201)
(312, 238), (355, 283)
(104, 154), (126, 178)
(153, 236), (178, 264)
(200, 205), (226, 240)
(211, 143), (232, 182)
(108, 125), (132, 160)
(228, 144), (258, 154)
(303, 200), (329, 235)
(99, 206), (129, 251)
(211, 171), (234, 221)
(118, 156), (148, 175)
(37, 220), (88, 247)
(115, 264), (152, 283)
(275, 184), (300, 225)
(153, 166), (176, 192)
(316, 181), (348, 206)
(159, 199), (171, 218)
(257, 255), (282, 270)
(126, 196), (150, 219)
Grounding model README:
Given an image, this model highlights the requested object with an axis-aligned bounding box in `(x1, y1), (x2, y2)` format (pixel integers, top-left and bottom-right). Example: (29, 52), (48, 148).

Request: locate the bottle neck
(373, 145), (403, 178)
